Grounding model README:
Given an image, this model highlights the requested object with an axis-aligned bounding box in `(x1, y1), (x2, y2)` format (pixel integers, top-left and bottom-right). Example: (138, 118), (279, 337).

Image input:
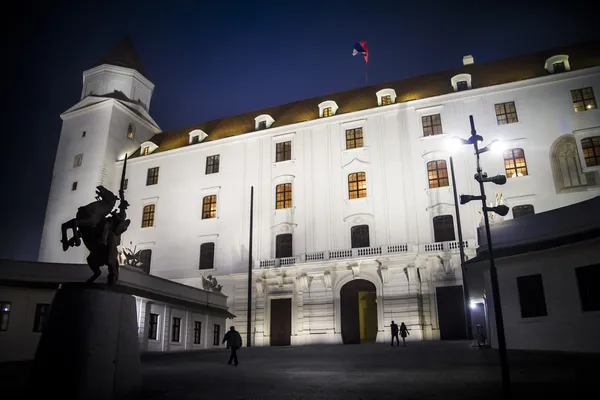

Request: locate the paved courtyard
(2, 341), (598, 399)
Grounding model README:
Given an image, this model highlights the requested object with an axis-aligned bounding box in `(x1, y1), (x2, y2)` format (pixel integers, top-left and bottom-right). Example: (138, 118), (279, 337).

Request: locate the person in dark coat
(390, 321), (400, 347)
(222, 326), (243, 366)
(400, 322), (410, 346)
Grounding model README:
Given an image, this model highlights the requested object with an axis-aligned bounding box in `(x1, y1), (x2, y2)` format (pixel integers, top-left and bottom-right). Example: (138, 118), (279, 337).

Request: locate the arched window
(512, 205), (535, 219)
(581, 136), (600, 167)
(427, 160), (449, 188)
(348, 172), (367, 199)
(275, 234), (293, 258)
(276, 183), (292, 209)
(127, 123), (135, 140)
(433, 215), (455, 242)
(351, 225), (370, 248)
(551, 135), (597, 192)
(199, 242), (215, 270)
(503, 148), (528, 178)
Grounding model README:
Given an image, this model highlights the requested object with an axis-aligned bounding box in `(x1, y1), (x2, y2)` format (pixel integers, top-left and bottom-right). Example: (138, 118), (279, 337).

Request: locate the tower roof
(93, 36), (149, 80)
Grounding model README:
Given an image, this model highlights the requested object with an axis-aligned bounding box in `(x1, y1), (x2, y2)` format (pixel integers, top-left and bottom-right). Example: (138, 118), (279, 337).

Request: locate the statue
(202, 275), (223, 292)
(60, 155), (131, 285)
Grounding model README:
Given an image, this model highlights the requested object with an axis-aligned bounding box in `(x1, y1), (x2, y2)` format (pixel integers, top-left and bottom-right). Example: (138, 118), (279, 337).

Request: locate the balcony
(258, 239), (475, 269)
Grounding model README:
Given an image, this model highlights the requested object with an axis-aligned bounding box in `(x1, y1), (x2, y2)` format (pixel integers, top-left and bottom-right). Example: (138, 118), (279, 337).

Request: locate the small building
(466, 196), (600, 353)
(0, 261), (234, 362)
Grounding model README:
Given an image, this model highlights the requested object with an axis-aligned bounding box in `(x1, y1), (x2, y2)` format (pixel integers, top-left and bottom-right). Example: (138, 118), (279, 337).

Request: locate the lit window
(71, 182), (78, 191)
(433, 215), (455, 242)
(33, 304), (50, 333)
(571, 87), (597, 112)
(73, 153), (83, 168)
(146, 167), (159, 185)
(148, 313), (159, 339)
(206, 155), (220, 174)
(517, 274), (547, 318)
(422, 114), (443, 136)
(581, 136), (600, 167)
(381, 95), (392, 105)
(456, 81), (469, 91)
(127, 123), (135, 140)
(503, 148), (528, 178)
(200, 242), (215, 270)
(345, 128), (364, 149)
(276, 183), (292, 209)
(171, 317), (181, 342)
(351, 225), (370, 248)
(142, 146), (150, 156)
(194, 321), (202, 344)
(202, 195), (217, 219)
(323, 107), (333, 117)
(427, 160), (449, 188)
(348, 172), (367, 199)
(1, 302), (11, 331)
(276, 234), (293, 258)
(276, 141), (292, 162)
(141, 204), (155, 228)
(495, 102), (519, 125)
(512, 204), (535, 219)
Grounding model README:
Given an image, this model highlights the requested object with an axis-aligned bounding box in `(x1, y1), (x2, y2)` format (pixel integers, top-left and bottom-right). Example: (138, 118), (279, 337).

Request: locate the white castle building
(37, 38), (600, 346)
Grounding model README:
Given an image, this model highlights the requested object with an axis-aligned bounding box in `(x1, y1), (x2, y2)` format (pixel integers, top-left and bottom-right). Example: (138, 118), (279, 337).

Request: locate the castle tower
(38, 37), (161, 263)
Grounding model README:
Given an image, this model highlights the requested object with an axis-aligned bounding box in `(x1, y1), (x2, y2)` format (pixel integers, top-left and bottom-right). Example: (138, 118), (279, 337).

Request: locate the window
(581, 136), (600, 167)
(422, 114), (443, 136)
(171, 317), (181, 342)
(213, 324), (220, 346)
(33, 304), (50, 332)
(1, 302), (11, 331)
(503, 148), (528, 178)
(276, 141), (292, 162)
(516, 274), (547, 318)
(199, 242), (215, 270)
(427, 160), (449, 188)
(575, 264), (600, 312)
(276, 234), (293, 258)
(82, 131), (86, 138)
(148, 313), (159, 339)
(512, 204), (535, 219)
(345, 128), (364, 149)
(551, 135), (597, 192)
(351, 225), (370, 248)
(323, 107), (333, 117)
(194, 321), (202, 344)
(275, 183), (292, 209)
(142, 204), (155, 228)
(495, 102), (519, 125)
(381, 95), (392, 105)
(433, 215), (455, 242)
(139, 249), (152, 274)
(73, 153), (83, 168)
(127, 123), (135, 140)
(202, 195), (217, 219)
(191, 135), (200, 144)
(571, 87), (597, 112)
(123, 178), (128, 191)
(206, 155), (220, 174)
(71, 182), (78, 191)
(457, 81), (469, 91)
(553, 61), (566, 73)
(348, 172), (367, 199)
(258, 120), (267, 130)
(142, 146), (150, 156)
(146, 167), (159, 185)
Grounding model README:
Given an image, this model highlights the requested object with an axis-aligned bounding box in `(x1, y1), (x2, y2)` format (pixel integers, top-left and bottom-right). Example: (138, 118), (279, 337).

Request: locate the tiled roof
(132, 40), (600, 158)
(93, 36), (150, 80)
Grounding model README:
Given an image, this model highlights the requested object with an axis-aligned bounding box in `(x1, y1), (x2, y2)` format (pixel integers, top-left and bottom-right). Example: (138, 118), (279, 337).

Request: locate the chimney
(463, 55), (474, 66)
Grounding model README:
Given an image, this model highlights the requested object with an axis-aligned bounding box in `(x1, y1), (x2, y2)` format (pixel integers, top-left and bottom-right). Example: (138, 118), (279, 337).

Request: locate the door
(436, 285), (467, 340)
(270, 298), (291, 346)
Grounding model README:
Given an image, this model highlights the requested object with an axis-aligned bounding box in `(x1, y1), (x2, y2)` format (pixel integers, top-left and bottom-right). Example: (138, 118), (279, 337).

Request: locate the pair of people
(222, 326), (243, 366)
(390, 321), (409, 346)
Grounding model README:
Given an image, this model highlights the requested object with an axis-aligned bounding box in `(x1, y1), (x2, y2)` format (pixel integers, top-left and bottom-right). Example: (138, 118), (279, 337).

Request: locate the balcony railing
(257, 240), (474, 269)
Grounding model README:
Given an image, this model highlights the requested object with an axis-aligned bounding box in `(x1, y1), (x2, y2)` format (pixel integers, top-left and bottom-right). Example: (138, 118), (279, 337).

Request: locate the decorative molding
(341, 157), (369, 169)
(255, 279), (265, 296)
(323, 271), (332, 289)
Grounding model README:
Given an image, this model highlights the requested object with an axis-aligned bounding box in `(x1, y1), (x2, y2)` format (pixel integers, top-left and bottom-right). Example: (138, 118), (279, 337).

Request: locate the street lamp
(455, 115), (511, 395)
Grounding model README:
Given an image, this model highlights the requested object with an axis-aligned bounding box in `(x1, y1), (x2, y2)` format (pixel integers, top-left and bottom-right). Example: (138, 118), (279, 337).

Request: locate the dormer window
(258, 121), (267, 130)
(188, 129), (208, 145)
(323, 107), (333, 117)
(451, 74), (472, 92)
(553, 62), (566, 73)
(127, 123), (135, 140)
(191, 135), (200, 144)
(376, 88), (397, 106)
(142, 147), (150, 156)
(140, 141), (159, 156)
(457, 81), (469, 91)
(381, 95), (392, 105)
(318, 100), (339, 118)
(254, 114), (274, 131)
(544, 55), (571, 74)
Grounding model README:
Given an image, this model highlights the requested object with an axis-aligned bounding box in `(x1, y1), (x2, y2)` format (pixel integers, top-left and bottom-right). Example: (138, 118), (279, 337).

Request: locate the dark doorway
(270, 298), (291, 346)
(351, 225), (370, 248)
(340, 279), (377, 344)
(436, 285), (467, 340)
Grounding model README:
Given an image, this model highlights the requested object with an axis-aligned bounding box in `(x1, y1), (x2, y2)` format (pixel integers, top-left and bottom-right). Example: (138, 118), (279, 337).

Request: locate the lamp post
(456, 116), (511, 396)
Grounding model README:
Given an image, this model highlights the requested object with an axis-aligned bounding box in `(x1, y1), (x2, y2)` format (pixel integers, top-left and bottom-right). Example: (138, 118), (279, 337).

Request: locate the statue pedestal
(27, 283), (141, 399)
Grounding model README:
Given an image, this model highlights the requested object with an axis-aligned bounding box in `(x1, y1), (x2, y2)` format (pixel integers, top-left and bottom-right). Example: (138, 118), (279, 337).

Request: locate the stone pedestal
(27, 283), (141, 399)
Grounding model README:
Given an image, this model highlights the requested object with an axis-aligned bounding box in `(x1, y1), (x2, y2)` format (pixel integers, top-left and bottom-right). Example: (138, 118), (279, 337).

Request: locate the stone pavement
(2, 341), (598, 399)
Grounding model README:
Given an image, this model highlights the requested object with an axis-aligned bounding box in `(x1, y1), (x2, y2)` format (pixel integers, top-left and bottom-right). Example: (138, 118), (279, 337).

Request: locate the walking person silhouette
(400, 322), (410, 346)
(222, 326), (242, 366)
(390, 321), (400, 347)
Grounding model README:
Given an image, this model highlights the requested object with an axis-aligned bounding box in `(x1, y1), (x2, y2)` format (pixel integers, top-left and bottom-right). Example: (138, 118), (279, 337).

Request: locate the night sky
(3, 0), (598, 261)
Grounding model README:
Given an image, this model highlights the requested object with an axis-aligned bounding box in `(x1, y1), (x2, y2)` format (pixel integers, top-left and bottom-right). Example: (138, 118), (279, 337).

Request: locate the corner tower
(39, 37), (161, 263)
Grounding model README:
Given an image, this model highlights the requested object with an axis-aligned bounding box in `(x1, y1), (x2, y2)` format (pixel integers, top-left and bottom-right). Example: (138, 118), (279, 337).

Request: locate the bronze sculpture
(60, 155), (130, 285)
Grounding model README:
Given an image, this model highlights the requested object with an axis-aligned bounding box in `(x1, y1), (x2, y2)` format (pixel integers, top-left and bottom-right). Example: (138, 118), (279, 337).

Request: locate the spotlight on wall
(469, 301), (478, 310)
(489, 140), (508, 153)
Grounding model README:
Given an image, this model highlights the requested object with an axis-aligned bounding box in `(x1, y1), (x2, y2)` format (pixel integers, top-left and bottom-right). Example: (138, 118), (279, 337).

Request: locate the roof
(132, 40), (600, 158)
(93, 36), (149, 80)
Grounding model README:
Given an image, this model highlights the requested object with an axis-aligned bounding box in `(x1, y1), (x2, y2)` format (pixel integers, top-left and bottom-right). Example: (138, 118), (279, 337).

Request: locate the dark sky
(2, 0), (598, 261)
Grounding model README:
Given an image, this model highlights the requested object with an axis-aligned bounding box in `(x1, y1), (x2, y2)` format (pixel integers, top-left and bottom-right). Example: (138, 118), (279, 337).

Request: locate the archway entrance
(340, 279), (377, 344)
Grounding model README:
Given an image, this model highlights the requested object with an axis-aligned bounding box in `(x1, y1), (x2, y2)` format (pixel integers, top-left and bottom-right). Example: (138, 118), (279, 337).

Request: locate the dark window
(194, 321), (202, 344)
(503, 148), (528, 178)
(72, 182), (78, 191)
(433, 215), (455, 242)
(199, 242), (215, 270)
(581, 136), (600, 167)
(82, 131), (86, 137)
(571, 87), (597, 112)
(127, 123), (135, 140)
(171, 317), (181, 342)
(123, 178), (128, 191)
(427, 160), (449, 188)
(33, 304), (50, 332)
(512, 204), (535, 219)
(351, 225), (370, 248)
(345, 128), (364, 149)
(213, 324), (220, 346)
(73, 153), (83, 168)
(553, 61), (566, 73)
(348, 172), (367, 199)
(422, 114), (443, 136)
(276, 234), (293, 258)
(276, 141), (292, 162)
(139, 249), (152, 274)
(258, 120), (267, 130)
(517, 274), (548, 318)
(381, 95), (392, 105)
(142, 204), (155, 228)
(191, 135), (200, 144)
(495, 102), (519, 125)
(146, 167), (159, 185)
(575, 264), (600, 312)
(457, 80), (469, 91)
(142, 147), (150, 156)
(206, 155), (220, 174)
(275, 183), (292, 209)
(1, 302), (11, 331)
(322, 107), (333, 117)
(202, 195), (217, 219)
(148, 313), (159, 339)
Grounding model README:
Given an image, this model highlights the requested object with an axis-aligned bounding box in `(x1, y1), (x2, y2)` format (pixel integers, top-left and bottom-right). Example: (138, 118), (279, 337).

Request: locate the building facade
(37, 39), (600, 346)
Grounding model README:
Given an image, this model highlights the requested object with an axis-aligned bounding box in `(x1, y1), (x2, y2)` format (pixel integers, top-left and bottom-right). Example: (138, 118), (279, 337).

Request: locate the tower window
(433, 215), (455, 242)
(322, 107), (333, 117)
(427, 160), (449, 188)
(381, 95), (392, 105)
(206, 155), (220, 174)
(72, 182), (78, 191)
(142, 204), (155, 228)
(351, 225), (370, 248)
(276, 183), (292, 209)
(571, 87), (597, 112)
(503, 148), (528, 178)
(199, 242), (215, 270)
(202, 195), (217, 219)
(495, 102), (519, 125)
(276, 141), (292, 162)
(581, 136), (600, 167)
(346, 128), (364, 149)
(73, 154), (83, 168)
(422, 114), (443, 136)
(127, 123), (135, 140)
(276, 234), (293, 258)
(348, 172), (367, 199)
(146, 167), (159, 185)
